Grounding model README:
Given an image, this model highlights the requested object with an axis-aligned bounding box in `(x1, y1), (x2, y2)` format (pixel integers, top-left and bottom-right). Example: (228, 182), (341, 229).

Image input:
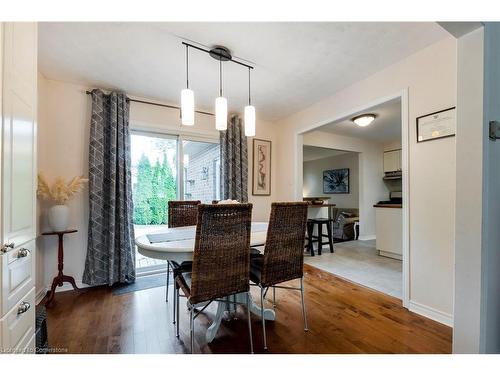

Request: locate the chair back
(190, 203), (252, 304)
(261, 202), (309, 286)
(167, 200), (201, 228)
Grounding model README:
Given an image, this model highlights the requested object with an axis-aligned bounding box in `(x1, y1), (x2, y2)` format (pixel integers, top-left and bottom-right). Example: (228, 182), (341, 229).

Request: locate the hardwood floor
(44, 264), (452, 354)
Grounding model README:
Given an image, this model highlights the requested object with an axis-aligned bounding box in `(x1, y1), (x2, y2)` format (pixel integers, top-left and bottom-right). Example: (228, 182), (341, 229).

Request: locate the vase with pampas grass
(37, 174), (88, 232)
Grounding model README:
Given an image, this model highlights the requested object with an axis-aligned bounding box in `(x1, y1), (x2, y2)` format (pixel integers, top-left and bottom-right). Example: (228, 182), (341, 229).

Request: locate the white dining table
(135, 222), (275, 343)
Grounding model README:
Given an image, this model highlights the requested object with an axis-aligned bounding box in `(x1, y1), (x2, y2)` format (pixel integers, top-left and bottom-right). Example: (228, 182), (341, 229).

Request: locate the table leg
(62, 275), (81, 291)
(306, 221), (315, 256)
(244, 292), (275, 321)
(205, 299), (227, 343)
(45, 277), (60, 307)
(205, 292), (276, 343)
(318, 224), (323, 255)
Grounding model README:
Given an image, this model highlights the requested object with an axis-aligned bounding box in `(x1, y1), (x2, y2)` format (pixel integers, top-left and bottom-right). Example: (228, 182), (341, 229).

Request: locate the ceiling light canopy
(179, 42), (256, 135)
(352, 114), (376, 127)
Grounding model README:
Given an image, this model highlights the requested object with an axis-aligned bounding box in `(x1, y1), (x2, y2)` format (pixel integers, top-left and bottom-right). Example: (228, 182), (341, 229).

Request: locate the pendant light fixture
(181, 45), (194, 126)
(180, 42), (255, 134)
(244, 67), (256, 137)
(215, 58), (228, 130)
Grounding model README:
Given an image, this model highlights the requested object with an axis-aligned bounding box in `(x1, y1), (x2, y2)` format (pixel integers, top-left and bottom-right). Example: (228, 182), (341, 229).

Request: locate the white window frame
(130, 128), (220, 203)
(129, 128), (219, 275)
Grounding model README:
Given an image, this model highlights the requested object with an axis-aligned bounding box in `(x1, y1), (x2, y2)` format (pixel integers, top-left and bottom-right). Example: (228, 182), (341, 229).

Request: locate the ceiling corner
(437, 22), (484, 39)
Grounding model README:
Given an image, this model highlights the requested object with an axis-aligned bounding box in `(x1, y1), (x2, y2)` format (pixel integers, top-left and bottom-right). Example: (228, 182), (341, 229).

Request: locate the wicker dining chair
(175, 203), (254, 353)
(166, 200), (201, 324)
(249, 202), (309, 350)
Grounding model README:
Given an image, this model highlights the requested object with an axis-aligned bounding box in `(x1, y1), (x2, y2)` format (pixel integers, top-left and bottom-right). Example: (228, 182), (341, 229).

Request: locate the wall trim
(35, 287), (48, 305)
(409, 300), (454, 327)
(41, 271), (167, 299)
(44, 280), (91, 295)
(358, 234), (376, 241)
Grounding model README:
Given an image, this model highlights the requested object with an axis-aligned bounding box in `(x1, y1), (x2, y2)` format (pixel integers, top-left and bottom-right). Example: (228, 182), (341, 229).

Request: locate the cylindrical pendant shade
(215, 96), (227, 130)
(244, 105), (256, 137)
(181, 89), (194, 126)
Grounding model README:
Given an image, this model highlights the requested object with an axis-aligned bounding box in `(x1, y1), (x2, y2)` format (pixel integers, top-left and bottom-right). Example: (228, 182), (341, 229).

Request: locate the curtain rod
(85, 91), (214, 117)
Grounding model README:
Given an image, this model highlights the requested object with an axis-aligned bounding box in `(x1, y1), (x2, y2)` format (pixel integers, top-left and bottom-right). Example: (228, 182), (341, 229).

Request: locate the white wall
(275, 36), (457, 324)
(303, 152), (359, 209)
(302, 131), (386, 238)
(453, 27), (485, 353)
(37, 75), (90, 299)
(36, 75), (279, 295)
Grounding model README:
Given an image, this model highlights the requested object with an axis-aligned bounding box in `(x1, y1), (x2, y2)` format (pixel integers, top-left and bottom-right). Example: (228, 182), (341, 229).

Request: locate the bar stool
(306, 218), (334, 256)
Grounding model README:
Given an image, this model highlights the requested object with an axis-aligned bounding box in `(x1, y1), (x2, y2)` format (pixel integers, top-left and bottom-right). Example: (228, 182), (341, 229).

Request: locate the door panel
(0, 287), (35, 353)
(1, 240), (35, 316)
(2, 23), (37, 247)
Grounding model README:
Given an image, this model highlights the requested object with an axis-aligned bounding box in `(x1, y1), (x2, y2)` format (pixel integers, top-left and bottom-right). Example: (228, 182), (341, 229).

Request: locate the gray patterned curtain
(220, 115), (248, 202)
(83, 89), (136, 286)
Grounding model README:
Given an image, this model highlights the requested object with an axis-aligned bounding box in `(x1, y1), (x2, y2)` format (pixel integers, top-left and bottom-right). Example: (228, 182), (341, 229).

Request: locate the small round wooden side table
(42, 229), (81, 307)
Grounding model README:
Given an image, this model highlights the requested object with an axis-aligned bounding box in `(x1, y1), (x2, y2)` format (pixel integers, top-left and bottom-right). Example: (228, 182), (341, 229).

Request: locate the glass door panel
(131, 133), (177, 272)
(182, 140), (220, 203)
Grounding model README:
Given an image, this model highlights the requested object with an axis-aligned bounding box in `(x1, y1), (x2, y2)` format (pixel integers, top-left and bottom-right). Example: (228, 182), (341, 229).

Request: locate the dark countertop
(373, 204), (403, 208)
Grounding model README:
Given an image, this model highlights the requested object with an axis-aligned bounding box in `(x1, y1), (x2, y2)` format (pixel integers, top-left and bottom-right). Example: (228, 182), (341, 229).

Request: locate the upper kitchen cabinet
(383, 149), (402, 173)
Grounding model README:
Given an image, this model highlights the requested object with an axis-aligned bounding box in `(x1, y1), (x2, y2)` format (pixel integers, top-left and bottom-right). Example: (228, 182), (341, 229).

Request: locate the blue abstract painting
(323, 168), (350, 194)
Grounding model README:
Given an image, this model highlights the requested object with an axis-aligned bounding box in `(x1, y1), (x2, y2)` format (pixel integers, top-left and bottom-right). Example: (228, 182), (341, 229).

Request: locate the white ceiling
(38, 22), (447, 122)
(316, 97), (402, 143)
(303, 146), (349, 162)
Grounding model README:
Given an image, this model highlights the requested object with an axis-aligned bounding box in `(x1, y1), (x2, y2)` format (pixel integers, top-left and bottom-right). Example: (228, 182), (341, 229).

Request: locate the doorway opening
(300, 94), (407, 302)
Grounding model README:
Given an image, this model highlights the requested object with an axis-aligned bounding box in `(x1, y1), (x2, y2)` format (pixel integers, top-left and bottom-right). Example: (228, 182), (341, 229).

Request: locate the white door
(1, 22), (37, 248)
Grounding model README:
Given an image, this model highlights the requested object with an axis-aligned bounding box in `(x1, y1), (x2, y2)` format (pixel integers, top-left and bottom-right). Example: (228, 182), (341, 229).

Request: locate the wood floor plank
(43, 264), (452, 354)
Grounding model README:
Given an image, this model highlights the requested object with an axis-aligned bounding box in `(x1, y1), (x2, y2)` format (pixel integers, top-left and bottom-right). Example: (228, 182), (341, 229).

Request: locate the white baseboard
(408, 300), (453, 327)
(43, 279), (92, 295)
(35, 287), (48, 305)
(41, 273), (163, 298)
(358, 234), (376, 241)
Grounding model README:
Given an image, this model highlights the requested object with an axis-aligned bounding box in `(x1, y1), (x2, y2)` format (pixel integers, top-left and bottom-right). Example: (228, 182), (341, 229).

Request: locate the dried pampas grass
(37, 173), (88, 204)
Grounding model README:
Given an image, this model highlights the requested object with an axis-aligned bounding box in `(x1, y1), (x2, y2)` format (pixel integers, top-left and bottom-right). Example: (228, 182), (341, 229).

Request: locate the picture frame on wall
(323, 168), (350, 194)
(416, 107), (456, 143)
(252, 138), (272, 196)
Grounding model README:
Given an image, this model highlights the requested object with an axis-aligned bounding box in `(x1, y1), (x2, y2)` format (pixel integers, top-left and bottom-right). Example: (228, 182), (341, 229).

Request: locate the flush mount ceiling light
(179, 42), (256, 135)
(352, 114), (376, 127)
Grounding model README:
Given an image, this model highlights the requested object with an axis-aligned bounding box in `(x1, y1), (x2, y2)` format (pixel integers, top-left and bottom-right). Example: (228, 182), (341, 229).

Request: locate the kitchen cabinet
(383, 149), (402, 173)
(0, 22), (37, 354)
(375, 206), (402, 260)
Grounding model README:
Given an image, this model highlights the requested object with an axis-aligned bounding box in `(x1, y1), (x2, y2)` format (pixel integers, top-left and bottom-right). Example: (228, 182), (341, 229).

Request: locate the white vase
(48, 205), (69, 232)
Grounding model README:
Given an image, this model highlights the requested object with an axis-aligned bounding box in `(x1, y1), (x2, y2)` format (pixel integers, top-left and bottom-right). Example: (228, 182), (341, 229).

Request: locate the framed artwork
(323, 168), (349, 194)
(416, 107), (456, 143)
(252, 138), (272, 196)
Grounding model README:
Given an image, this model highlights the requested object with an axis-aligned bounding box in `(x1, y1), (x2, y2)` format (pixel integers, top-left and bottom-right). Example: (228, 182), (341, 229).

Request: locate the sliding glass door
(182, 139), (221, 203)
(131, 132), (177, 272)
(130, 132), (220, 273)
